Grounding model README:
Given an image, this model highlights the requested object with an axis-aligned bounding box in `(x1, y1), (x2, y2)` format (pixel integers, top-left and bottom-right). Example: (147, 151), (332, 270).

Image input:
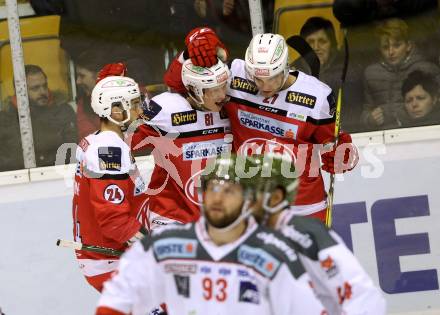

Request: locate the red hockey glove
(96, 62), (127, 83)
(185, 27), (229, 67)
(163, 55), (186, 93)
(321, 132), (359, 174)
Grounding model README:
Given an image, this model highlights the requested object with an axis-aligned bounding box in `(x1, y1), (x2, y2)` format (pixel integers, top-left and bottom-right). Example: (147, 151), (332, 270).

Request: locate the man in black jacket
(0, 65), (77, 171)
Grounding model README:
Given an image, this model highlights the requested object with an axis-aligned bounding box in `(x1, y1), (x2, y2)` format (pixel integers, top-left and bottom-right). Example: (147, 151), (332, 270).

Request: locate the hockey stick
(286, 35), (320, 78)
(325, 29), (349, 228)
(56, 239), (123, 257)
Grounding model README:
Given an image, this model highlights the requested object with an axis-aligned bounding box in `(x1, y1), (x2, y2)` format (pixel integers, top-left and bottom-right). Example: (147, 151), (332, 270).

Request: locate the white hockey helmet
(181, 58), (230, 108)
(91, 76), (141, 126)
(245, 33), (289, 82)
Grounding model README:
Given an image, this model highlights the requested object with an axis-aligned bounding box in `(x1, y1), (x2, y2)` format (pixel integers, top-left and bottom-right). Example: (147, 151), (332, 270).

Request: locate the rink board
(0, 127), (440, 315)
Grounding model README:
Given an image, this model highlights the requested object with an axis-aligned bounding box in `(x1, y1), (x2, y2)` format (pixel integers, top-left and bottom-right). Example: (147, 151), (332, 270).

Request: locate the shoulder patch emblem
(327, 92), (336, 117)
(230, 76), (258, 95)
(285, 91), (317, 108)
(98, 146), (122, 171)
(141, 100), (162, 121)
(239, 281), (260, 304)
(171, 110), (197, 126)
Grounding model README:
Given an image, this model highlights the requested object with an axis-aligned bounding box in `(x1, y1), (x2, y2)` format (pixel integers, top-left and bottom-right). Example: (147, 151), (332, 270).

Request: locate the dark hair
(300, 16), (337, 48)
(401, 70), (439, 97)
(74, 50), (106, 73)
(12, 64), (47, 91)
(24, 64), (47, 79)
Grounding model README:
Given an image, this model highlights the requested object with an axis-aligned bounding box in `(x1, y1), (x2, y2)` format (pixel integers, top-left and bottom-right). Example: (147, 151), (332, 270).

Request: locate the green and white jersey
(97, 217), (325, 315)
(276, 211), (387, 315)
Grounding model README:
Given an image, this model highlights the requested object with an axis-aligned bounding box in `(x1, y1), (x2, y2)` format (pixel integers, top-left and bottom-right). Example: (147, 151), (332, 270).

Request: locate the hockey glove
(185, 27), (229, 67)
(96, 62), (127, 83)
(321, 132), (359, 174)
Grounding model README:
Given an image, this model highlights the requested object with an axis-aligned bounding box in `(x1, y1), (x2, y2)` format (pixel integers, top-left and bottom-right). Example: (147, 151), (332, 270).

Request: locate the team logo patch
(230, 76), (258, 95)
(141, 100), (162, 121)
(104, 184), (125, 204)
(285, 91), (317, 108)
(327, 92), (336, 116)
(238, 110), (298, 139)
(238, 138), (296, 164)
(171, 110), (197, 126)
(174, 275), (190, 298)
(98, 147), (122, 171)
(153, 238), (198, 260)
(182, 139), (230, 161)
(320, 255), (339, 278)
(239, 281), (260, 304)
(237, 245), (280, 278)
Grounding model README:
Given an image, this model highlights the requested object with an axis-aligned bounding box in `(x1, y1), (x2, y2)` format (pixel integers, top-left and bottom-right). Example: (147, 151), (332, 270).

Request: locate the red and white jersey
(276, 212), (387, 315)
(72, 130), (147, 270)
(225, 59), (336, 215)
(97, 217), (325, 315)
(131, 92), (231, 226)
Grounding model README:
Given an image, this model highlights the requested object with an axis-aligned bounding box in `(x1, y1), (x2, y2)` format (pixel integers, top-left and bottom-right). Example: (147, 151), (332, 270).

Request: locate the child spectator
(361, 18), (440, 130)
(294, 16), (364, 132)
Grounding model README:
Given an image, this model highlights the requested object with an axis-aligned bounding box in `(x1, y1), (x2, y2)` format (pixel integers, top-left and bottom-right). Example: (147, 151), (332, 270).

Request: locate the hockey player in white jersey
(163, 29), (359, 224)
(129, 58), (232, 230)
(96, 154), (325, 315)
(251, 154), (386, 315)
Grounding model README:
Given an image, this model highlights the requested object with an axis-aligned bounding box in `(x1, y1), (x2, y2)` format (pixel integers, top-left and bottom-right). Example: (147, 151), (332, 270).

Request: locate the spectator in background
(293, 16), (364, 132)
(361, 18), (440, 130)
(400, 70), (440, 127)
(296, 17), (342, 93)
(0, 65), (76, 171)
(74, 51), (102, 140)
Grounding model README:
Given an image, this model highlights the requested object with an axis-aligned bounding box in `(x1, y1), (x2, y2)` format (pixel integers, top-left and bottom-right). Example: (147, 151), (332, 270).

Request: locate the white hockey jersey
(225, 59), (336, 215)
(130, 92), (231, 228)
(275, 212), (387, 315)
(97, 217), (326, 315)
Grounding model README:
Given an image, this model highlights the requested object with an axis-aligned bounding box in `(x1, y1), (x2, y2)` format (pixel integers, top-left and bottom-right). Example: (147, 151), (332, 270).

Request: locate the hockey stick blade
(56, 239), (123, 257)
(286, 35), (320, 78)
